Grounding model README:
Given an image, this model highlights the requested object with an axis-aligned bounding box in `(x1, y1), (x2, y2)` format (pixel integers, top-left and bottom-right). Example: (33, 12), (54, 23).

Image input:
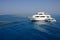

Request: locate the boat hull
(31, 19), (56, 22)
(45, 19), (56, 22)
(31, 20), (46, 22)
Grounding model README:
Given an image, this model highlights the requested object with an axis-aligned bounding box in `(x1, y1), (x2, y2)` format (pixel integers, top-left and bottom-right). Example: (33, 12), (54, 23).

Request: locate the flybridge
(37, 12), (45, 15)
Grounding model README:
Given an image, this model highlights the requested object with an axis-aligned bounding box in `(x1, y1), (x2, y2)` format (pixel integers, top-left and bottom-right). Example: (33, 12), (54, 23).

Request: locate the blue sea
(0, 15), (60, 40)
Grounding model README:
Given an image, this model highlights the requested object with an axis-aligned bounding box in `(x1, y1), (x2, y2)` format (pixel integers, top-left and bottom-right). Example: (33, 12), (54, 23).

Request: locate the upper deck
(37, 12), (45, 15)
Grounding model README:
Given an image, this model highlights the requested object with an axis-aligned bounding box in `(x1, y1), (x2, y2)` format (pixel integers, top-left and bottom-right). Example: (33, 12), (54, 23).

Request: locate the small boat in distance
(29, 12), (56, 22)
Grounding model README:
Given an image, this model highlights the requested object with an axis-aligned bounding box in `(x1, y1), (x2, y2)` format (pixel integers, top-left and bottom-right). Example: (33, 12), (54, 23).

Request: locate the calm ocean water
(0, 15), (60, 40)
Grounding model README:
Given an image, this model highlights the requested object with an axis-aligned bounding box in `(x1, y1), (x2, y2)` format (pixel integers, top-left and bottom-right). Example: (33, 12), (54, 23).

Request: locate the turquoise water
(0, 15), (60, 40)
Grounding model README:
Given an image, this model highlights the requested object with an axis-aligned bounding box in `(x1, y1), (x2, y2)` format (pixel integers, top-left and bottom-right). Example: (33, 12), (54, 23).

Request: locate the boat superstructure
(30, 12), (56, 22)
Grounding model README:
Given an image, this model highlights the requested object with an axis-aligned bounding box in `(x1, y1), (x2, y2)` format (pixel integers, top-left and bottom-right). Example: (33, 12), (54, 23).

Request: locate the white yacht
(29, 12), (56, 22)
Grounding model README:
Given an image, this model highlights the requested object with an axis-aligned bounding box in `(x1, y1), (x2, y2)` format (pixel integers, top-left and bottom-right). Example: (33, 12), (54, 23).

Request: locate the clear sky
(0, 0), (60, 15)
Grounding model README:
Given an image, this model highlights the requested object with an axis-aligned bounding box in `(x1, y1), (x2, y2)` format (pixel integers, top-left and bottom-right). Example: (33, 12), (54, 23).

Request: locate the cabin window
(39, 14), (43, 15)
(47, 16), (49, 18)
(35, 16), (39, 17)
(52, 19), (54, 20)
(40, 16), (45, 18)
